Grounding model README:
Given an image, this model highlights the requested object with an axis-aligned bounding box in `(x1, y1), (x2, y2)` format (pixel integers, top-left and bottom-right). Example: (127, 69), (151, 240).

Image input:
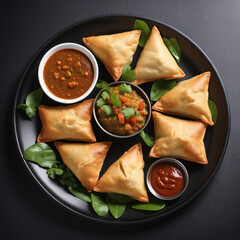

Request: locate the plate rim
(13, 13), (231, 224)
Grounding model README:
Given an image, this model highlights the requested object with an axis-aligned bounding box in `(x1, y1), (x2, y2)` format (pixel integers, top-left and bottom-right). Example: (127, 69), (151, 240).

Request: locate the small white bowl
(38, 42), (99, 104)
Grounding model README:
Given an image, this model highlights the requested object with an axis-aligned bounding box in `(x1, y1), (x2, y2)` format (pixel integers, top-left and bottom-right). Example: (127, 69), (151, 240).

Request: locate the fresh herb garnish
(17, 88), (43, 119)
(76, 67), (82, 73)
(96, 81), (124, 116)
(110, 92), (121, 108)
(58, 164), (77, 188)
(47, 162), (91, 202)
(101, 91), (110, 101)
(140, 131), (154, 147)
(122, 107), (135, 120)
(96, 98), (105, 108)
(163, 37), (181, 63)
(131, 198), (165, 211)
(69, 68), (73, 73)
(208, 99), (217, 124)
(150, 79), (176, 101)
(120, 64), (136, 82)
(46, 166), (63, 179)
(134, 19), (151, 47)
(96, 80), (110, 91)
(91, 193), (109, 216)
(23, 143), (57, 168)
(102, 105), (112, 116)
(119, 83), (133, 94)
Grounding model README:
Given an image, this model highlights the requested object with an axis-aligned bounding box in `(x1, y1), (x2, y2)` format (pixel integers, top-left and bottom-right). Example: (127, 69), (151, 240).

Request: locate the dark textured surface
(13, 15), (230, 223)
(1, 0), (239, 239)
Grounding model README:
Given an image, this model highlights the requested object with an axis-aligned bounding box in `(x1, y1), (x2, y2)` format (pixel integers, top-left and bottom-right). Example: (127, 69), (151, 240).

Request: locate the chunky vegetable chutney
(96, 84), (149, 135)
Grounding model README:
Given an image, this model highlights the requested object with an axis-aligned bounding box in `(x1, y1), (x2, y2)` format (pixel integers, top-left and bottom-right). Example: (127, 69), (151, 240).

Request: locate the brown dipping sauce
(150, 162), (184, 197)
(43, 49), (94, 99)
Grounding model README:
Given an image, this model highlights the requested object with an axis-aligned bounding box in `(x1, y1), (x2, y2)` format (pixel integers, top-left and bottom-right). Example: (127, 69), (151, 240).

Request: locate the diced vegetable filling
(96, 84), (148, 135)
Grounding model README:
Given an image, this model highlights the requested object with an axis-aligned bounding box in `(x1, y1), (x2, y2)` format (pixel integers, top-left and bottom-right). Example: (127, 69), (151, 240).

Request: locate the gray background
(1, 0), (239, 239)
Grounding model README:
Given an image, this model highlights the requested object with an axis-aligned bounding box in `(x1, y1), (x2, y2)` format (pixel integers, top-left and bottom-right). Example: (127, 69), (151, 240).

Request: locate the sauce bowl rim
(38, 42), (99, 104)
(146, 158), (189, 201)
(93, 81), (152, 138)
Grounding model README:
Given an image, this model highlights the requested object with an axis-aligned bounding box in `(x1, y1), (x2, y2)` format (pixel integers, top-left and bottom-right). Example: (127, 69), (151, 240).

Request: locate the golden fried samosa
(83, 30), (141, 81)
(54, 141), (112, 192)
(37, 99), (96, 143)
(149, 111), (208, 164)
(132, 26), (185, 85)
(94, 143), (149, 202)
(153, 72), (214, 125)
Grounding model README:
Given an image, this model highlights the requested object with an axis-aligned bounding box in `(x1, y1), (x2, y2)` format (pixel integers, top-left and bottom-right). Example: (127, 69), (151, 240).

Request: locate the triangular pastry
(94, 143), (149, 202)
(152, 72), (214, 126)
(149, 111), (208, 164)
(83, 30), (141, 81)
(54, 141), (112, 192)
(132, 26), (185, 85)
(37, 99), (96, 142)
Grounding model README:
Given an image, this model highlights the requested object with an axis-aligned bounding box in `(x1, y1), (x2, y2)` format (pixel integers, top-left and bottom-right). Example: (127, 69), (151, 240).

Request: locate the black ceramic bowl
(93, 81), (151, 138)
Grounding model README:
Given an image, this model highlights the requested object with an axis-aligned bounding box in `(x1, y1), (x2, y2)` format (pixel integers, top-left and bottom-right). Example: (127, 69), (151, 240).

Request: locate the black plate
(13, 15), (230, 224)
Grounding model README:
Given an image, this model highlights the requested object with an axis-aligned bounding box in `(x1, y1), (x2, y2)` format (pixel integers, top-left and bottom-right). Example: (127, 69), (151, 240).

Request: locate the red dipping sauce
(150, 162), (184, 197)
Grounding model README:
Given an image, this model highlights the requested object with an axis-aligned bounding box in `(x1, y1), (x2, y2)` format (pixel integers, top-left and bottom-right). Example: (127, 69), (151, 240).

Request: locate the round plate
(13, 15), (230, 224)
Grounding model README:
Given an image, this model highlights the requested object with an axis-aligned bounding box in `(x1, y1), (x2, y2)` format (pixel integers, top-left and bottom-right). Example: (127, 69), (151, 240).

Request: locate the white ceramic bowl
(38, 42), (99, 104)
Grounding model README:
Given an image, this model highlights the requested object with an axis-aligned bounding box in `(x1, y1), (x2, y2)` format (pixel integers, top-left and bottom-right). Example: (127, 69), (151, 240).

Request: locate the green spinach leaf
(25, 106), (36, 118)
(140, 131), (154, 147)
(106, 194), (126, 219)
(169, 38), (181, 60)
(91, 193), (109, 216)
(23, 143), (57, 168)
(131, 198), (165, 211)
(17, 88), (43, 119)
(163, 38), (181, 63)
(26, 88), (43, 107)
(208, 99), (217, 124)
(134, 19), (151, 47)
(69, 185), (91, 203)
(17, 104), (28, 110)
(150, 79), (176, 101)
